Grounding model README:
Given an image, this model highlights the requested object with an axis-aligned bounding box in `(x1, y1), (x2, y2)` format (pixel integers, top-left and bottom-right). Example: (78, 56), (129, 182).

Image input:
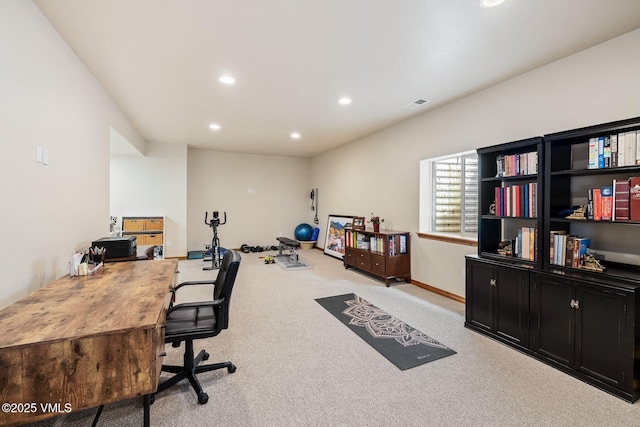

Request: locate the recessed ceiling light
(480, 0), (505, 7)
(219, 75), (235, 85)
(209, 123), (221, 130)
(339, 97), (352, 105)
(290, 132), (301, 140)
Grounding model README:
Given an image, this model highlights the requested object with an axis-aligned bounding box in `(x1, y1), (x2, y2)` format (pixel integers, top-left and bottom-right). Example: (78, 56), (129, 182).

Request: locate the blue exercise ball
(294, 223), (314, 241)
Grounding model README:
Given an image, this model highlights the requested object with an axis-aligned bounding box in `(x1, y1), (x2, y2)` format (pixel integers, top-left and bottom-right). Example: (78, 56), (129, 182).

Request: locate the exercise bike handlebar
(204, 211), (227, 226)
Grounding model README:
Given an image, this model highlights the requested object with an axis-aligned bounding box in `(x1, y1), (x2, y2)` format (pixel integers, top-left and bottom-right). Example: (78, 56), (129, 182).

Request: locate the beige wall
(187, 150), (313, 252)
(110, 142), (188, 258)
(0, 1), (143, 308)
(311, 29), (640, 298)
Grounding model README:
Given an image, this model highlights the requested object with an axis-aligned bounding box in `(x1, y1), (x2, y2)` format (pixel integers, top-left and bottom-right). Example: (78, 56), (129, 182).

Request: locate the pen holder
(91, 253), (104, 264)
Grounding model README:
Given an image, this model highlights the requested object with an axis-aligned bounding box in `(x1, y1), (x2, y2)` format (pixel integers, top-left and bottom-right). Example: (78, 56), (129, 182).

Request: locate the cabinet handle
(489, 278), (496, 287)
(570, 299), (580, 309)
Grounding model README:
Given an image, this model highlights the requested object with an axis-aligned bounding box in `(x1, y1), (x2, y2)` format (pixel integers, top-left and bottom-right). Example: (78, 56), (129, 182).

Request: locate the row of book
(345, 231), (407, 256)
(586, 177), (640, 222)
(588, 130), (640, 169)
(550, 231), (590, 267)
(497, 227), (537, 261)
(496, 151), (538, 177)
(493, 183), (537, 218)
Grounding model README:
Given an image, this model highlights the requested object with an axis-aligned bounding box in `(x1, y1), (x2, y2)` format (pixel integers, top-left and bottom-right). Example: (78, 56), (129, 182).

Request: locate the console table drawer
(370, 254), (386, 275)
(356, 251), (371, 270)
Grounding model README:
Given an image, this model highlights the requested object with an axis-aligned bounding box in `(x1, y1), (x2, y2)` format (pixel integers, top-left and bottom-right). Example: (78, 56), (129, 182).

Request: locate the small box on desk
(92, 236), (137, 258)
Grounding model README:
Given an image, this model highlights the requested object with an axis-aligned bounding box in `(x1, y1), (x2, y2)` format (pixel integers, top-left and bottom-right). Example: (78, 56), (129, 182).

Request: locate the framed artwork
(352, 216), (365, 231)
(324, 214), (353, 259)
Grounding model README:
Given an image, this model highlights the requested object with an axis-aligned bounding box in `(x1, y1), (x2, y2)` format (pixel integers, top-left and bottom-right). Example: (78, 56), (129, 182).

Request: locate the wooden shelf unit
(122, 216), (164, 247)
(466, 117), (640, 403)
(343, 228), (410, 286)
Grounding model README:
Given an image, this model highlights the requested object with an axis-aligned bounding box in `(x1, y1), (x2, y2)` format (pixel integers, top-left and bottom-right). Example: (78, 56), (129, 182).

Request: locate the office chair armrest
(166, 298), (225, 315)
(173, 280), (217, 293)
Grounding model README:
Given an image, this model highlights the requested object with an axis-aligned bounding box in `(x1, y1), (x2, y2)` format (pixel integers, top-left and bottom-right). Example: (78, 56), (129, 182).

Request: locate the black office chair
(155, 249), (241, 404)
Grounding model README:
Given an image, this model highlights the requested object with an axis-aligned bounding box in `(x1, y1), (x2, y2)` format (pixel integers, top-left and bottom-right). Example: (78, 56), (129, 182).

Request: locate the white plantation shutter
(432, 154), (478, 233)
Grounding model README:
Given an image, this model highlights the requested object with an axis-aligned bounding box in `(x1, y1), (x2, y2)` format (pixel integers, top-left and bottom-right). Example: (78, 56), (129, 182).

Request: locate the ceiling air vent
(403, 98), (430, 110)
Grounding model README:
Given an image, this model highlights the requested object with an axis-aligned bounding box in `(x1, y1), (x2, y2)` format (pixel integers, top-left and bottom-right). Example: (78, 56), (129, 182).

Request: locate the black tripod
(203, 211), (226, 271)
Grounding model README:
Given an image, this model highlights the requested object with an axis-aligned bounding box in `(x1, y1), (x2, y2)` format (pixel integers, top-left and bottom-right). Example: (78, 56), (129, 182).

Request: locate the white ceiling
(34, 0), (640, 158)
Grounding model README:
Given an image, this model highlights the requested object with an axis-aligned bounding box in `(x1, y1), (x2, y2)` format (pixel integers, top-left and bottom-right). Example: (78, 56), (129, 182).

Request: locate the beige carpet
(27, 249), (640, 426)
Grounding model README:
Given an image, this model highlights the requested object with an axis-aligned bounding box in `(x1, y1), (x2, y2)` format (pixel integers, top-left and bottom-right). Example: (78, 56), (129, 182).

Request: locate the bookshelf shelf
(467, 116), (640, 403)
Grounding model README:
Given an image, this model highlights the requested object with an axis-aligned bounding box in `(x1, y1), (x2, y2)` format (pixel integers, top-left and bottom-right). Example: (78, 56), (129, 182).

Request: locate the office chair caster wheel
(228, 363), (237, 373)
(198, 392), (209, 404)
(203, 352), (210, 361)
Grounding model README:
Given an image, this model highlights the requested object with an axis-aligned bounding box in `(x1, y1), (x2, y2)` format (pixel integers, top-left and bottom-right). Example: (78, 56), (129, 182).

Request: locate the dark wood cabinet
(344, 229), (410, 286)
(467, 117), (640, 402)
(466, 256), (530, 349)
(532, 271), (635, 399)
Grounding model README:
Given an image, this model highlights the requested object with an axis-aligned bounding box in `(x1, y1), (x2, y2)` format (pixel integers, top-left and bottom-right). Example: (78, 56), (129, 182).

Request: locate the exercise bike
(203, 211), (226, 271)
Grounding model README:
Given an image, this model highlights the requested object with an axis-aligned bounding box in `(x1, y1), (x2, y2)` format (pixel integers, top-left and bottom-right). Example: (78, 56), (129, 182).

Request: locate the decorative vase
(373, 222), (380, 232)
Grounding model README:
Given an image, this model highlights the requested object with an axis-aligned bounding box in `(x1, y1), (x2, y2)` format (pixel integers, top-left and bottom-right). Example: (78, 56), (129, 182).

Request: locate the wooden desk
(0, 259), (178, 426)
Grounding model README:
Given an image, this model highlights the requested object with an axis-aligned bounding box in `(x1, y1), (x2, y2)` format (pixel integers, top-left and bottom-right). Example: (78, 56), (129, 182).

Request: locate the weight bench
(274, 237), (308, 269)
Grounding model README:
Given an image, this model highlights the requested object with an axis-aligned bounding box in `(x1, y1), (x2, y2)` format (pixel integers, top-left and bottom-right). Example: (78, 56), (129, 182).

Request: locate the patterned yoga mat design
(316, 293), (456, 370)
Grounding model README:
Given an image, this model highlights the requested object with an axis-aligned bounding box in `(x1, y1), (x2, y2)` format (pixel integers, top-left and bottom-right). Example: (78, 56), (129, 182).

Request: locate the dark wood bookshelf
(467, 116), (640, 403)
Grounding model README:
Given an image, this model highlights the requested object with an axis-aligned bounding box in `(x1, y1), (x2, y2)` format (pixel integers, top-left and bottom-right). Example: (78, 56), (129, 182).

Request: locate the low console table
(343, 228), (411, 286)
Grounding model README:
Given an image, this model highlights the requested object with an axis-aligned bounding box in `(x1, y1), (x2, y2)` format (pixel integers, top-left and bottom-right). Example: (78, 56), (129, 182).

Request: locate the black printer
(91, 236), (137, 258)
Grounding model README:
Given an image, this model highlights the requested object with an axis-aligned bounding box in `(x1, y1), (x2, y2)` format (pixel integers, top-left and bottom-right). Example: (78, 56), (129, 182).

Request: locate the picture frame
(324, 214), (353, 259)
(352, 216), (365, 231)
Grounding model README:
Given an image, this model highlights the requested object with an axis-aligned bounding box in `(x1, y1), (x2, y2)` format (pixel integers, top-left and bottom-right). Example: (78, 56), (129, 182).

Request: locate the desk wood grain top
(0, 259), (178, 349)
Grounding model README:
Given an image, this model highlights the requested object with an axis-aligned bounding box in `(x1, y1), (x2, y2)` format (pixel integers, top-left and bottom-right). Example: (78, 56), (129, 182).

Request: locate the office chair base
(155, 341), (236, 404)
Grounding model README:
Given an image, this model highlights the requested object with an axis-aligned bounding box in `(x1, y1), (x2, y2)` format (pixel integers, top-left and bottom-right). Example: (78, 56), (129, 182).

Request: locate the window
(420, 150), (478, 238)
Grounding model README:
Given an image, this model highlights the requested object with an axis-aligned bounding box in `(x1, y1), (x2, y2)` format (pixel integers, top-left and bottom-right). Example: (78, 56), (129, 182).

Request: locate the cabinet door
(494, 266), (529, 347)
(532, 275), (574, 366)
(465, 259), (494, 333)
(575, 286), (627, 388)
(344, 247), (356, 268)
(370, 253), (386, 276)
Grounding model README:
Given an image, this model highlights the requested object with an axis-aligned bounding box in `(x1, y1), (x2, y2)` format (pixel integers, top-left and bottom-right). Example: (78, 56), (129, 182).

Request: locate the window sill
(416, 232), (477, 247)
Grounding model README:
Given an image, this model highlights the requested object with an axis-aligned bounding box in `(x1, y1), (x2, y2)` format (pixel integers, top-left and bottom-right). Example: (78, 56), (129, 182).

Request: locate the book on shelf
(618, 133), (626, 166)
(565, 237), (575, 267)
(573, 237), (591, 268)
(592, 188), (602, 221)
(495, 151), (537, 177)
(588, 138), (597, 169)
(549, 230), (567, 264)
(598, 136), (605, 168)
(386, 234), (407, 256)
(585, 132), (640, 169)
(513, 226), (535, 261)
(613, 178), (630, 222)
(600, 186), (613, 221)
(551, 234), (589, 267)
(630, 176), (640, 222)
(494, 183), (537, 218)
(625, 131), (637, 166)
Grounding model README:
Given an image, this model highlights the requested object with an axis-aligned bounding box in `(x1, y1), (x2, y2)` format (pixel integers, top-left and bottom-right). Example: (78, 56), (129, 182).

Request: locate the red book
(613, 179), (630, 222)
(630, 177), (640, 222)
(593, 188), (602, 221)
